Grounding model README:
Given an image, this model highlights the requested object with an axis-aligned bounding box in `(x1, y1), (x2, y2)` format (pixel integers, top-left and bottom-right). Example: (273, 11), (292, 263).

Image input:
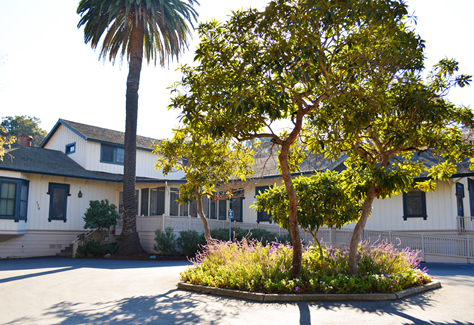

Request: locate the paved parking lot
(1, 258), (473, 325)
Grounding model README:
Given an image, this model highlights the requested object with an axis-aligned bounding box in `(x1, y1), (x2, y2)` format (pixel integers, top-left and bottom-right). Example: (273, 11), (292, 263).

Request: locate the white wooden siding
(43, 124), (88, 168)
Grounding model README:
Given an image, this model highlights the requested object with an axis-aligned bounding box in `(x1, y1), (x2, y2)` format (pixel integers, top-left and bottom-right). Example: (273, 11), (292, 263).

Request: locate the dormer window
(65, 143), (76, 155)
(100, 144), (125, 165)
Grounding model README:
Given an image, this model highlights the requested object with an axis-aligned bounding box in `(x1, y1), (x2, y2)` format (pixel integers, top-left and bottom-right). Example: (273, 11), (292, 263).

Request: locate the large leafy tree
(77, 0), (198, 255)
(1, 116), (47, 147)
(154, 127), (254, 240)
(307, 58), (473, 274)
(170, 0), (421, 276)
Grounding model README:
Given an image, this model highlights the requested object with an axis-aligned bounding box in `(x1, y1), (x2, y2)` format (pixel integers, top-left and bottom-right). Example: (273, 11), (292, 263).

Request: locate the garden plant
(180, 238), (433, 294)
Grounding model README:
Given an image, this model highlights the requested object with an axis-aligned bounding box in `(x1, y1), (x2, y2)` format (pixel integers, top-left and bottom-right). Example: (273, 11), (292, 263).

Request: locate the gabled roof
(0, 145), (183, 183)
(40, 119), (159, 151)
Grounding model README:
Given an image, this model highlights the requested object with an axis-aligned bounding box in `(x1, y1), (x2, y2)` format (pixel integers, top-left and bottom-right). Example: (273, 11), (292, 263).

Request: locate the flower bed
(180, 239), (433, 294)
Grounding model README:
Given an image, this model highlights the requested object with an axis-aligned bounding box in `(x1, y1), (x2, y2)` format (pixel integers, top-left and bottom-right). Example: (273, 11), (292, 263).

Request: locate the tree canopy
(306, 57), (473, 274)
(154, 127), (255, 240)
(1, 116), (47, 147)
(170, 0), (425, 277)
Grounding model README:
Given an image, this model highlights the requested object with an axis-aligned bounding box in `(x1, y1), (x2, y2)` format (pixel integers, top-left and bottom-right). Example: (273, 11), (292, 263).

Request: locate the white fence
(116, 216), (474, 262)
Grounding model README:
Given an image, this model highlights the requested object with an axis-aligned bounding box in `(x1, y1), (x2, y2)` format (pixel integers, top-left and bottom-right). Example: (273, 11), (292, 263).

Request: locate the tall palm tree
(77, 0), (198, 255)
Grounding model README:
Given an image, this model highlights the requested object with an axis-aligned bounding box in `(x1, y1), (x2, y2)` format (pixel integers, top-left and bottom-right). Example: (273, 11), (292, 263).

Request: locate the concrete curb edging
(177, 281), (441, 302)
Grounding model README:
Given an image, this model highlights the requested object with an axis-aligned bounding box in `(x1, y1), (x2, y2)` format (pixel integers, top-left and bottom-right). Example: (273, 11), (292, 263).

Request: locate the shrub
(180, 238), (432, 294)
(83, 199), (120, 243)
(178, 230), (202, 257)
(76, 234), (119, 257)
(154, 227), (177, 255)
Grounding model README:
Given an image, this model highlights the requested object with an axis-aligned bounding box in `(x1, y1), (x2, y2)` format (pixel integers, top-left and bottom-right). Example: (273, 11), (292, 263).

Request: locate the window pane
(218, 200), (226, 220)
(407, 191), (423, 215)
(52, 188), (66, 219)
(180, 202), (188, 216)
(231, 197), (242, 222)
(170, 188), (179, 216)
(1, 183), (16, 216)
(102, 145), (114, 162)
(141, 188), (149, 216)
(190, 200), (198, 217)
(116, 148), (125, 164)
(210, 199), (217, 219)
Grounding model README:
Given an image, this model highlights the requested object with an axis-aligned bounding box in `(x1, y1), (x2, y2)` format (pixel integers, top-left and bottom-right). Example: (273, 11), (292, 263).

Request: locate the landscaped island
(180, 239), (433, 295)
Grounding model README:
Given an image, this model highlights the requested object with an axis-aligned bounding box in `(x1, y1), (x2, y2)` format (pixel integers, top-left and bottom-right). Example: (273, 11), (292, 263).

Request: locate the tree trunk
(116, 21), (146, 256)
(279, 145), (302, 278)
(348, 183), (377, 275)
(197, 195), (212, 242)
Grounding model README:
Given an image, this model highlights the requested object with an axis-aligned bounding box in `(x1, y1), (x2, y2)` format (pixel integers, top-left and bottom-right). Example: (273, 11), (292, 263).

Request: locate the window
(141, 188), (149, 216)
(256, 186), (272, 223)
(100, 144), (125, 165)
(218, 200), (227, 220)
(169, 187), (191, 217)
(48, 183), (70, 222)
(65, 142), (76, 155)
(230, 195), (244, 222)
(150, 187), (165, 216)
(0, 177), (29, 222)
(403, 188), (427, 220)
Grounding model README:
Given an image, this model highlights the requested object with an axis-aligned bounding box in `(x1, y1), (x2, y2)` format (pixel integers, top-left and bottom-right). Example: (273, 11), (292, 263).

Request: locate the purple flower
(295, 287), (299, 291)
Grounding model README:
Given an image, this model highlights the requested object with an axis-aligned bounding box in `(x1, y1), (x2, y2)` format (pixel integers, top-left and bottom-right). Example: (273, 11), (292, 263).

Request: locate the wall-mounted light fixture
(78, 189), (83, 198)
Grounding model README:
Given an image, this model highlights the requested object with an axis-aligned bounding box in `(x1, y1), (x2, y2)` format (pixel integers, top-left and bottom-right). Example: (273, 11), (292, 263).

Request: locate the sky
(0, 0), (473, 140)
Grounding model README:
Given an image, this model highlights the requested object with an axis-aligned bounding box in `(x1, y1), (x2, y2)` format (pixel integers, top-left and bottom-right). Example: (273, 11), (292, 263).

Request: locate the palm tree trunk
(279, 144), (302, 278)
(348, 183), (377, 275)
(116, 21), (146, 256)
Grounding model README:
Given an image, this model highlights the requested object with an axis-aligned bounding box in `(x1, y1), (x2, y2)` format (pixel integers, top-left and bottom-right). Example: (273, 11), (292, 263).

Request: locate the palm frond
(77, 0), (199, 66)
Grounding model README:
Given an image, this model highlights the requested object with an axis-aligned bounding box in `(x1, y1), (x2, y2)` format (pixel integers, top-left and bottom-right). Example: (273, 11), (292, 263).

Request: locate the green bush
(154, 227), (177, 255)
(76, 234), (119, 257)
(83, 199), (120, 243)
(177, 230), (202, 257)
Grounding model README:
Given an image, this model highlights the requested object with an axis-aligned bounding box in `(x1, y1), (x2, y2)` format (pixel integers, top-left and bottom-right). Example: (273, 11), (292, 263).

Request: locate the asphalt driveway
(1, 258), (473, 325)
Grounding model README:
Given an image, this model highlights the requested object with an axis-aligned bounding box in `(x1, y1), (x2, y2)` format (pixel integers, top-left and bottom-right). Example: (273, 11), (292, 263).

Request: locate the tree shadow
(0, 257), (191, 283)
(294, 288), (472, 325)
(5, 289), (241, 325)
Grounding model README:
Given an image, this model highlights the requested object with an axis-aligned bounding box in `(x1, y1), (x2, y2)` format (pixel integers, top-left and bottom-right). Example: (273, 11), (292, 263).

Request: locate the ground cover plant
(180, 239), (433, 294)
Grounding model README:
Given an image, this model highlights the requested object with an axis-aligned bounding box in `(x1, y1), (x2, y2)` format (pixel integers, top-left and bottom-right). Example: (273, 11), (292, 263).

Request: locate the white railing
(457, 216), (474, 233)
(116, 215), (474, 261)
(72, 229), (96, 258)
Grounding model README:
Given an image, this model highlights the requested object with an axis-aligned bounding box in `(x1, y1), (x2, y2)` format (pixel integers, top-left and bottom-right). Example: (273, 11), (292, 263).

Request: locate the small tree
(83, 199), (120, 243)
(154, 127), (254, 241)
(253, 170), (361, 255)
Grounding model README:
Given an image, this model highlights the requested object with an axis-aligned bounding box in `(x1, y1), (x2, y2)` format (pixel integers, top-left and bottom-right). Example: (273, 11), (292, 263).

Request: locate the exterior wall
(0, 173), (122, 258)
(0, 230), (84, 258)
(22, 173), (121, 231)
(43, 124), (88, 168)
(342, 180), (463, 232)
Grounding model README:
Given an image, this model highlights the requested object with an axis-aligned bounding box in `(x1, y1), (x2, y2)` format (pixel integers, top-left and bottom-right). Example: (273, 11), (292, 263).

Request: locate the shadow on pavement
(5, 290), (239, 325)
(0, 257), (191, 284)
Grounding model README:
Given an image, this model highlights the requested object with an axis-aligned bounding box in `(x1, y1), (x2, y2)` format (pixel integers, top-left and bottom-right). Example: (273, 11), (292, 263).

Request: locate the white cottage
(1, 119), (472, 258)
